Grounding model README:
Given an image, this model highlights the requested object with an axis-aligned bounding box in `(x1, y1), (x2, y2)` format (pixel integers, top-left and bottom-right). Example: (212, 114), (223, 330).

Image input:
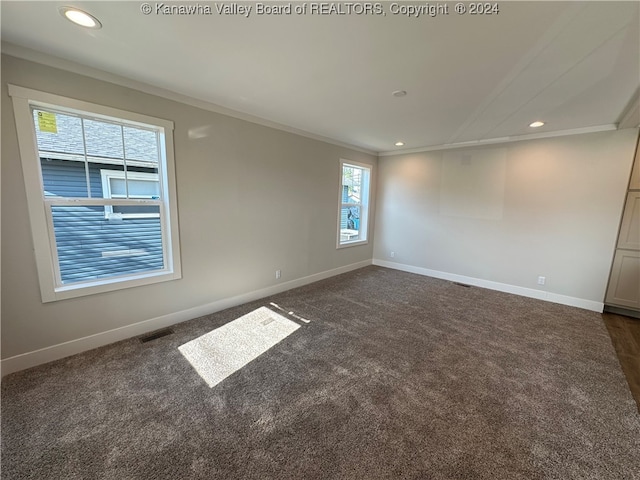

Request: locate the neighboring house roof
(33, 109), (158, 165)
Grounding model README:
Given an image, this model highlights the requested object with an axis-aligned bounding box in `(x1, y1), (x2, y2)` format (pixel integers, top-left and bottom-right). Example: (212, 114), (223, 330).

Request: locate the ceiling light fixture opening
(59, 7), (102, 29)
(529, 121), (545, 128)
(395, 141), (405, 146)
(392, 90), (407, 98)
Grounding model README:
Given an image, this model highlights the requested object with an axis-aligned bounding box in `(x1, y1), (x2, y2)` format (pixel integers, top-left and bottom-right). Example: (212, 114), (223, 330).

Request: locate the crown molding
(2, 42), (630, 159)
(1, 42), (377, 156)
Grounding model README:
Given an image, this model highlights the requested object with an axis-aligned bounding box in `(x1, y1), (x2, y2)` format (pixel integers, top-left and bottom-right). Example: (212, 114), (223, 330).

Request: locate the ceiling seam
(445, 3), (586, 145)
(483, 22), (633, 139)
(377, 124), (618, 157)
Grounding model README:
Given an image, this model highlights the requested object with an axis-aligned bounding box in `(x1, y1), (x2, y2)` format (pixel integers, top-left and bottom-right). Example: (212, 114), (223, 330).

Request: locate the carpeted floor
(2, 266), (639, 479)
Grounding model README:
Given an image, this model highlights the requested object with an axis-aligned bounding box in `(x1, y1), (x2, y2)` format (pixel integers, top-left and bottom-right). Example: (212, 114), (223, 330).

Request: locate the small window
(337, 160), (371, 247)
(9, 85), (181, 302)
(101, 170), (160, 219)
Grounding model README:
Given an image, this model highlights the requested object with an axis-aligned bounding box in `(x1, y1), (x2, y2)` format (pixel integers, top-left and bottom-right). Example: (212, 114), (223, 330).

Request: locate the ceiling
(2, 1), (639, 154)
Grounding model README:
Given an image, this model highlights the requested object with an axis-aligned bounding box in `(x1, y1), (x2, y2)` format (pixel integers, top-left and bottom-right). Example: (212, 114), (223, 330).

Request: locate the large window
(337, 160), (371, 247)
(9, 85), (181, 302)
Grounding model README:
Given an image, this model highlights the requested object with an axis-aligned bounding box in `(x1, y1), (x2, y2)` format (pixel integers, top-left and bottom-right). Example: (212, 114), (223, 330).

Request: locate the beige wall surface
(1, 55), (376, 359)
(373, 129), (638, 303)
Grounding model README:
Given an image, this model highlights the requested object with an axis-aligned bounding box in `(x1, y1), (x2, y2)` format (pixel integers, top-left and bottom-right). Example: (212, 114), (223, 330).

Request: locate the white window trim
(100, 169), (160, 219)
(9, 84), (182, 302)
(336, 159), (372, 249)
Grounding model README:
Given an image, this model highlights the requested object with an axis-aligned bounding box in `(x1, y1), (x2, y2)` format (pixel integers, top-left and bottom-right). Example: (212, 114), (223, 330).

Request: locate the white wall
(373, 129), (638, 308)
(1, 55), (376, 367)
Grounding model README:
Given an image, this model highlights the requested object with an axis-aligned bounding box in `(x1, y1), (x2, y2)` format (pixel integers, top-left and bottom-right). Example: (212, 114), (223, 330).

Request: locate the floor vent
(453, 282), (472, 288)
(139, 328), (174, 343)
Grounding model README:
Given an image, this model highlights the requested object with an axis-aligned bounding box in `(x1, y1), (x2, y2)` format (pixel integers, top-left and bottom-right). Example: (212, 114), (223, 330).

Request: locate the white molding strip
(1, 42), (376, 156)
(378, 124), (618, 157)
(1, 260), (372, 376)
(372, 259), (604, 313)
(618, 88), (640, 129)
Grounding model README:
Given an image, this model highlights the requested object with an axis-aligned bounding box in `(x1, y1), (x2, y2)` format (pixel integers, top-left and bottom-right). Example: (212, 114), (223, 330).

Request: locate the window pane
(342, 166), (363, 203)
(109, 177), (127, 196)
(124, 127), (159, 163)
(127, 167), (160, 199)
(35, 110), (92, 198)
(340, 205), (361, 242)
(83, 119), (124, 161)
(113, 205), (160, 216)
(33, 110), (84, 156)
(125, 179), (159, 197)
(51, 205), (164, 284)
(41, 158), (90, 198)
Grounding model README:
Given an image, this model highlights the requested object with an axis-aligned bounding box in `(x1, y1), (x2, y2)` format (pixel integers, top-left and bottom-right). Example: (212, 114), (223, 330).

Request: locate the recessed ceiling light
(395, 141), (405, 146)
(392, 90), (407, 98)
(529, 121), (545, 128)
(59, 7), (102, 29)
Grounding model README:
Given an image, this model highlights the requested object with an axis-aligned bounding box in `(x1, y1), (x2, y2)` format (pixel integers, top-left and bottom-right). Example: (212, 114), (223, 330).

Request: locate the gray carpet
(2, 266), (639, 479)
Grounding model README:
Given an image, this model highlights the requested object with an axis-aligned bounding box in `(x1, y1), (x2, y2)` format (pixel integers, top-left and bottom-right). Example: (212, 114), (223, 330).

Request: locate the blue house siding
(51, 206), (164, 284)
(41, 159), (101, 197)
(42, 159), (164, 284)
(41, 158), (154, 198)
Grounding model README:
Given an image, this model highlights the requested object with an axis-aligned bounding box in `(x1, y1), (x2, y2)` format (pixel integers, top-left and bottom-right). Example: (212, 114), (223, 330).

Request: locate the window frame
(336, 159), (372, 248)
(9, 85), (182, 302)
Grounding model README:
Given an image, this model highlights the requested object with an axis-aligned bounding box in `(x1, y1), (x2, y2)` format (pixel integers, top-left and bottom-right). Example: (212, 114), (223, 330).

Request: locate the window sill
(337, 239), (369, 249)
(43, 269), (181, 303)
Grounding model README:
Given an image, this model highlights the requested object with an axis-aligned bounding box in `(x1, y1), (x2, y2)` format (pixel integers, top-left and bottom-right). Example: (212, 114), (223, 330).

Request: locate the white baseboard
(1, 260), (372, 376)
(372, 259), (604, 313)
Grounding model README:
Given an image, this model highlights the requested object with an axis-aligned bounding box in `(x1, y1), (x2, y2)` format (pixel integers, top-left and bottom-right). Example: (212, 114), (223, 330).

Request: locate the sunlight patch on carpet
(178, 307), (300, 388)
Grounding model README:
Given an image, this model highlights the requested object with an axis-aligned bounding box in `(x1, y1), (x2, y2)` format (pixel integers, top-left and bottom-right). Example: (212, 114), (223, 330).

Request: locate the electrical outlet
(275, 270), (281, 279)
(390, 251), (395, 258)
(537, 276), (546, 286)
